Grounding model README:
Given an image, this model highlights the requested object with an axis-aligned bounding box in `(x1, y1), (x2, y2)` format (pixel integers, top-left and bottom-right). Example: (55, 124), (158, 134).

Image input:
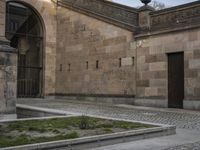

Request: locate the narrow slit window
(119, 58), (122, 68)
(96, 60), (99, 69)
(132, 57), (135, 66)
(68, 63), (71, 72)
(59, 64), (63, 72)
(86, 61), (88, 70)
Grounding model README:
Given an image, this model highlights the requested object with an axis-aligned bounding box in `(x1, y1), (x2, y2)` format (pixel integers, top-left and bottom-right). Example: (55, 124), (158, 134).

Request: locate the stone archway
(5, 0), (57, 97)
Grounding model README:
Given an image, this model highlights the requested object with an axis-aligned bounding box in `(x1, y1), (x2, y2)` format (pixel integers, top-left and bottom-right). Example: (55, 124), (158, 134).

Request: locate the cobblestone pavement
(18, 99), (200, 130)
(18, 99), (200, 150)
(164, 141), (200, 150)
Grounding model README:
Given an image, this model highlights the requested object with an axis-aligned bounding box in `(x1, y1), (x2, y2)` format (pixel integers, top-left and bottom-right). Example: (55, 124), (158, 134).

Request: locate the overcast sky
(113, 0), (197, 7)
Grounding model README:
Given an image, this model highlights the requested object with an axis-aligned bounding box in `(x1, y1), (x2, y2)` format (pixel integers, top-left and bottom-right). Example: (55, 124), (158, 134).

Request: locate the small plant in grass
(79, 115), (90, 129)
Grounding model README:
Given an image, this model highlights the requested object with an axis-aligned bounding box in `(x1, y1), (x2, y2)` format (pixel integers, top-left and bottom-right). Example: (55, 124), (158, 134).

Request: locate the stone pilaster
(0, 0), (6, 37)
(138, 5), (154, 30)
(0, 0), (17, 120)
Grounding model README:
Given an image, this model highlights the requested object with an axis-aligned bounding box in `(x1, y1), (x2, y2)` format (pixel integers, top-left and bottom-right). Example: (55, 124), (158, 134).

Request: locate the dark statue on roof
(141, 0), (152, 5)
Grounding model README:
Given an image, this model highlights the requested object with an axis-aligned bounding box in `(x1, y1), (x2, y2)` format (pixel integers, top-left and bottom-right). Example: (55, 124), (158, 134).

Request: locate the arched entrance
(6, 1), (44, 98)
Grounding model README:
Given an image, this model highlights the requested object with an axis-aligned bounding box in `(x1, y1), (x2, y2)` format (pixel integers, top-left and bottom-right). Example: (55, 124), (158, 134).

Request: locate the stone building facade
(0, 0), (200, 116)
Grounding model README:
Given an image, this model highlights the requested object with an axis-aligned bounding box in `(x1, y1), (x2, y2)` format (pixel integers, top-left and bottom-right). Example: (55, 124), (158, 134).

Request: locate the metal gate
(17, 55), (42, 97)
(6, 2), (44, 98)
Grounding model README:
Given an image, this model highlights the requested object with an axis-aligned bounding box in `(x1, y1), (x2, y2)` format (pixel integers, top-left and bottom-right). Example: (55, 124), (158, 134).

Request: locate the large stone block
(137, 47), (150, 56)
(149, 45), (164, 55)
(194, 49), (200, 59)
(137, 63), (149, 71)
(137, 56), (146, 64)
(189, 59), (200, 69)
(137, 80), (149, 87)
(149, 62), (167, 71)
(121, 57), (133, 66)
(187, 41), (200, 50)
(189, 31), (198, 41)
(185, 78), (200, 88)
(164, 43), (186, 53)
(145, 54), (167, 63)
(141, 71), (167, 80)
(150, 79), (166, 87)
(145, 87), (158, 97)
(185, 69), (198, 78)
(103, 36), (127, 46)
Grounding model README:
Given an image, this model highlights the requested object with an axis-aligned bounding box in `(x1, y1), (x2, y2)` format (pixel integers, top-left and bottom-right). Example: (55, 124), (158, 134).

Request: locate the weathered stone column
(0, 0), (17, 120)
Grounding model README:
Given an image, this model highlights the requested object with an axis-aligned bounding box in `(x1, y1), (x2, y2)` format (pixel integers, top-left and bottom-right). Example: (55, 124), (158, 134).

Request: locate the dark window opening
(96, 60), (99, 69)
(132, 57), (135, 66)
(68, 64), (71, 72)
(86, 61), (88, 70)
(119, 58), (122, 67)
(59, 64), (62, 72)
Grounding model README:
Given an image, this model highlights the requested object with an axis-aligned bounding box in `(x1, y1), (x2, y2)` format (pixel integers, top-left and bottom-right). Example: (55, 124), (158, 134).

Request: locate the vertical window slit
(68, 63), (71, 72)
(132, 57), (135, 66)
(96, 60), (99, 69)
(60, 64), (62, 72)
(86, 61), (88, 70)
(119, 58), (122, 68)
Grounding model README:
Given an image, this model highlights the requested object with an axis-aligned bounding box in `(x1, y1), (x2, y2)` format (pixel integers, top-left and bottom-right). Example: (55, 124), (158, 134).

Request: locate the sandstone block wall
(136, 29), (200, 101)
(55, 7), (136, 96)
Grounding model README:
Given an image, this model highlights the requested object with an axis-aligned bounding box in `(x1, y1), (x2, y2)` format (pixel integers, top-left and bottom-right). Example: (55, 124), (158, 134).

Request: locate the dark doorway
(6, 2), (43, 98)
(168, 52), (184, 108)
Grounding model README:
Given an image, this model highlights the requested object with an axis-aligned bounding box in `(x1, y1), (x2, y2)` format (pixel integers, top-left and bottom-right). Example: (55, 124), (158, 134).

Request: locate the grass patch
(103, 128), (113, 133)
(0, 132), (79, 148)
(0, 116), (155, 148)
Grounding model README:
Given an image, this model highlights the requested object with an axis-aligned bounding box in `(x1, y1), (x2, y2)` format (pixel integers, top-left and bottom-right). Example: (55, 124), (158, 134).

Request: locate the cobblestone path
(18, 99), (200, 130)
(164, 141), (200, 150)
